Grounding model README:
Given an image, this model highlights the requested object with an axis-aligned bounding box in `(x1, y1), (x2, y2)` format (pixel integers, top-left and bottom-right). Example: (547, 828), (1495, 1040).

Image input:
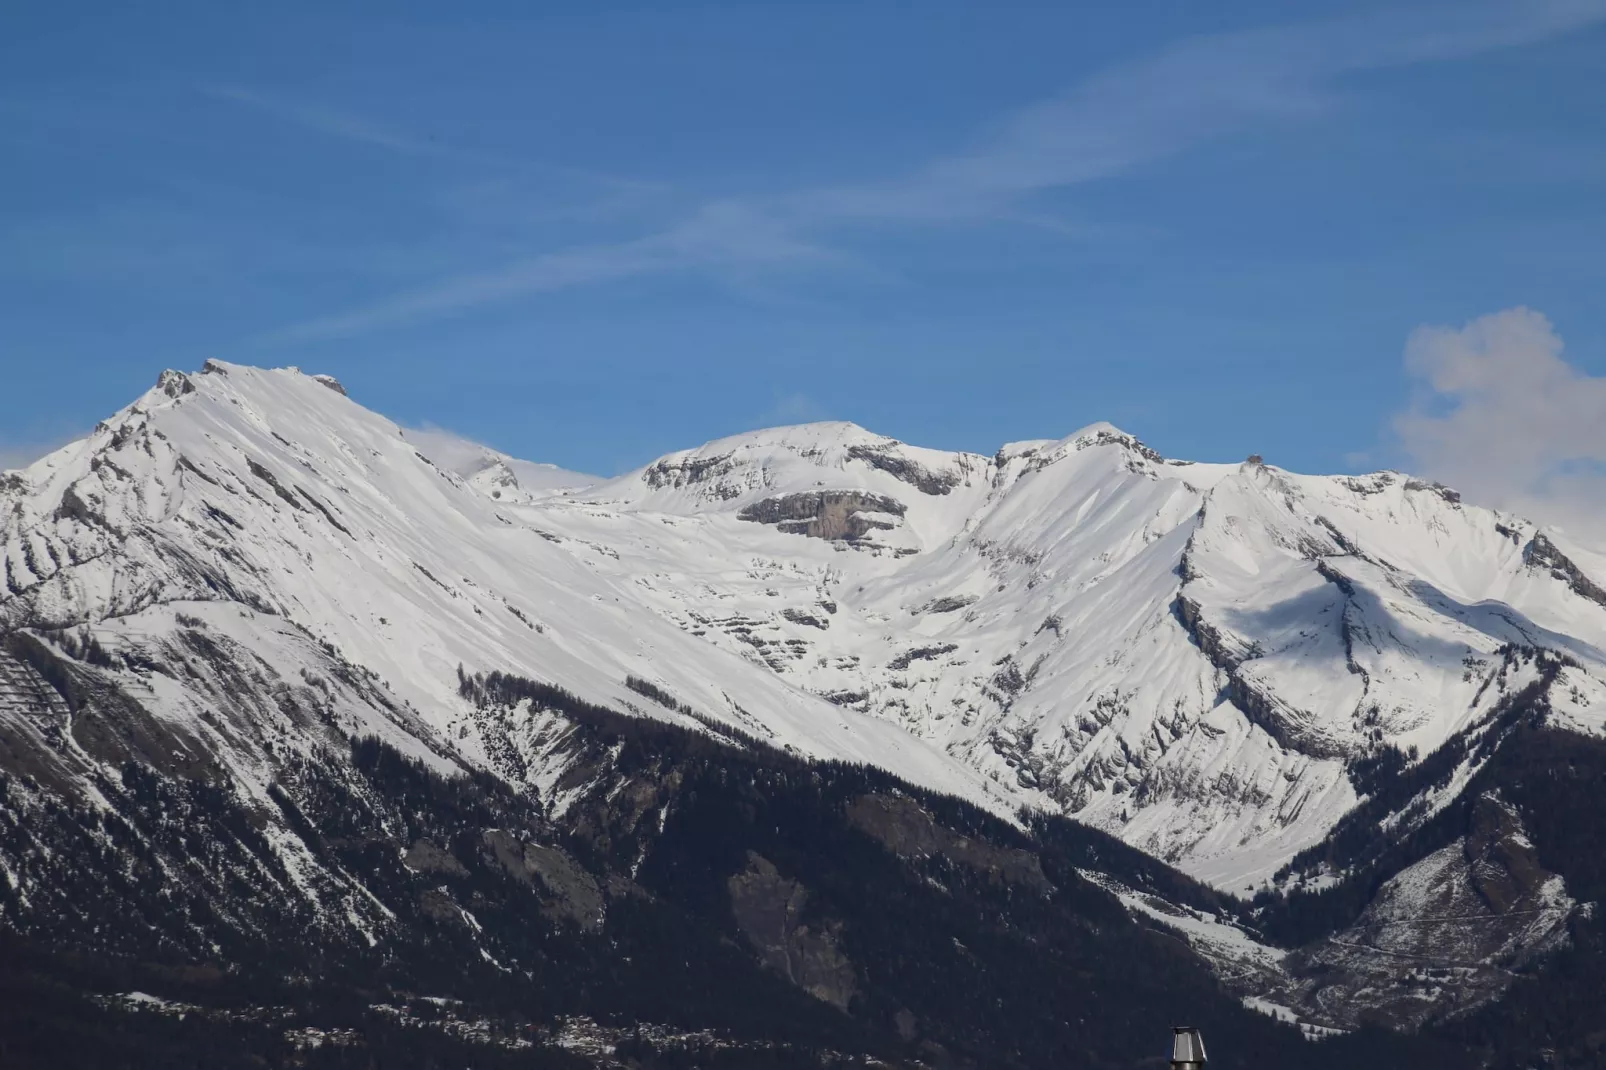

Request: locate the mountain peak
(7, 360), (1606, 895)
(580, 419), (992, 538)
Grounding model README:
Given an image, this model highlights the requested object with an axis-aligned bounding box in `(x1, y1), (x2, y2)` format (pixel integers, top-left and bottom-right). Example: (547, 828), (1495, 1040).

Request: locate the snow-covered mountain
(5, 361), (1606, 896)
(401, 422), (599, 503)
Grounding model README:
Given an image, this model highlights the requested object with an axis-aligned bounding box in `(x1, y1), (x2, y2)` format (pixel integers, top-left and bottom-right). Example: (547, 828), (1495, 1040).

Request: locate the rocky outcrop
(642, 452), (739, 494)
(1227, 671), (1349, 760)
(728, 852), (857, 1011)
(246, 459), (308, 513)
(1172, 594), (1256, 673)
(1524, 533), (1606, 608)
(1464, 791), (1554, 914)
(155, 369), (195, 399)
(1403, 478), (1461, 504)
(844, 444), (961, 495)
(1077, 428), (1166, 465)
(845, 793), (1052, 894)
(781, 607), (830, 630)
(0, 632), (221, 784)
(1264, 792), (1574, 1031)
(310, 374), (347, 397)
(1175, 594), (1346, 759)
(917, 595), (976, 614)
(482, 829), (604, 931)
(403, 838), (469, 878)
(736, 491), (904, 543)
(887, 644), (958, 671)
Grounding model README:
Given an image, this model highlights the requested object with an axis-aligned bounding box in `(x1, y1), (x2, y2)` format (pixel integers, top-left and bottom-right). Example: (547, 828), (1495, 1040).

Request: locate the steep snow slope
(0, 364), (1014, 820)
(5, 362), (1606, 890)
(402, 423), (598, 502)
(523, 423), (1606, 887)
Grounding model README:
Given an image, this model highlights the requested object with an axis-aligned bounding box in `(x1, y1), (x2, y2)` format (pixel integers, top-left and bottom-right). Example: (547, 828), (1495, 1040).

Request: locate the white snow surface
(6, 362), (1606, 890)
(400, 423), (598, 501)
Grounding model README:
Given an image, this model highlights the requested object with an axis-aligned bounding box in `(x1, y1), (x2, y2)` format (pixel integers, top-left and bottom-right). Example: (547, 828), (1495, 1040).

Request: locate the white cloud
(1394, 307), (1606, 541)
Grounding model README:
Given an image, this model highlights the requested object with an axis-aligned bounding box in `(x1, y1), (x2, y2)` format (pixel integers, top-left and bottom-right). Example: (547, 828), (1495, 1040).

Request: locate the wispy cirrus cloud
(207, 85), (660, 193)
(208, 85), (452, 157)
(267, 0), (1606, 342)
(269, 201), (850, 341)
(789, 0), (1606, 223)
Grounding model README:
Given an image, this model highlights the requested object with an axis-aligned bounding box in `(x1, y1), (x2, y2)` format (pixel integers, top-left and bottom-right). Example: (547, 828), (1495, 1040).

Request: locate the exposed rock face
(156, 370), (195, 399)
(1525, 532), (1606, 608)
(736, 491), (905, 543)
(310, 374), (347, 397)
(1078, 428), (1166, 465)
(1463, 791), (1557, 914)
(471, 460), (521, 500)
(246, 458), (307, 513)
(1403, 478), (1461, 504)
(781, 607), (830, 630)
(887, 644), (958, 672)
(917, 595), (975, 615)
(844, 444), (960, 495)
(845, 793), (1052, 894)
(1174, 593), (1348, 761)
(0, 632), (221, 786)
(1225, 671), (1349, 761)
(642, 452), (739, 493)
(727, 852), (857, 1011)
(482, 829), (604, 931)
(403, 838), (469, 878)
(1267, 792), (1574, 1031)
(1173, 594), (1252, 672)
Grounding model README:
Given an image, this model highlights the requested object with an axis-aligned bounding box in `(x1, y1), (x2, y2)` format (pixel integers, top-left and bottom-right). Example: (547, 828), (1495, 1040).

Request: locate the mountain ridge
(4, 361), (1606, 893)
(7, 361), (1606, 1061)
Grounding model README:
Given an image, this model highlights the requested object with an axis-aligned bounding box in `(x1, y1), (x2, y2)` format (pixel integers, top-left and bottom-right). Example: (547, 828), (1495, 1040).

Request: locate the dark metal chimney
(1170, 1026), (1206, 1070)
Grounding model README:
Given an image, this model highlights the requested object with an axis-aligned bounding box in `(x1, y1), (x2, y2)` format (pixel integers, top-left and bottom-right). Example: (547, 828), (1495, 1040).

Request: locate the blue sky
(4, 2), (1606, 510)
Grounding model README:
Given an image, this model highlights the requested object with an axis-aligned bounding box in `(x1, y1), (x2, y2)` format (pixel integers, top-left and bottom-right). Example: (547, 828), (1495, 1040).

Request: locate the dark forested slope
(0, 668), (1459, 1069)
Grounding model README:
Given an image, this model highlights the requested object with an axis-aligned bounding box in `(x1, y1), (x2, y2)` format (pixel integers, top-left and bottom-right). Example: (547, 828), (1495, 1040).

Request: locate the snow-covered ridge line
(4, 360), (1606, 891)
